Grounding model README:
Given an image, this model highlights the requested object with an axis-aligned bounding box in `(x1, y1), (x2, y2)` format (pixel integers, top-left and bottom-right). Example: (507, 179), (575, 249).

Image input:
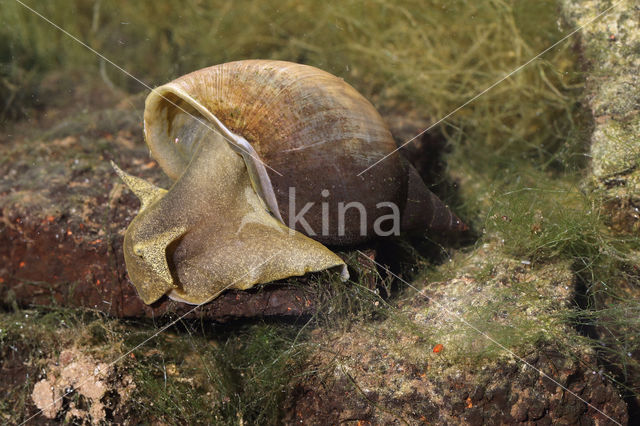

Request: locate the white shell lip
(144, 84), (284, 224)
(166, 289), (197, 304)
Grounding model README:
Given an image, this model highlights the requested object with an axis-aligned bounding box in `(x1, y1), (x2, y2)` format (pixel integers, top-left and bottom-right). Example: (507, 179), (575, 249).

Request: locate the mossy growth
(2, 0), (639, 420)
(320, 243), (579, 377)
(125, 321), (311, 425)
(2, 0), (582, 170)
(304, 251), (394, 327)
(0, 256), (418, 423)
(443, 130), (640, 408)
(0, 307), (125, 422)
(0, 305), (317, 424)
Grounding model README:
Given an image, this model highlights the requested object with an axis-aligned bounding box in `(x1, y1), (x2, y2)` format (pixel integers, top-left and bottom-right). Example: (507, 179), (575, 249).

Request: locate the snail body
(115, 60), (464, 305)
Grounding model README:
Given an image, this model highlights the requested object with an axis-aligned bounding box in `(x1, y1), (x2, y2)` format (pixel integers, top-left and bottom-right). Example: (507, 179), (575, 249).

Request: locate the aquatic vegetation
(1, 0), (579, 163)
(1, 0), (638, 422)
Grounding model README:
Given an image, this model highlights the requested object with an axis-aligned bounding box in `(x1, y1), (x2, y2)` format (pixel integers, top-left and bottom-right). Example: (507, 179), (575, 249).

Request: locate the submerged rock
(285, 242), (629, 424)
(31, 349), (135, 423)
(561, 1), (640, 417)
(0, 78), (319, 321)
(560, 0), (640, 231)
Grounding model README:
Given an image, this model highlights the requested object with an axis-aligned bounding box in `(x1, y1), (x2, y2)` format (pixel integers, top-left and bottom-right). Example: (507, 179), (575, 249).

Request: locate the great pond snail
(113, 60), (465, 305)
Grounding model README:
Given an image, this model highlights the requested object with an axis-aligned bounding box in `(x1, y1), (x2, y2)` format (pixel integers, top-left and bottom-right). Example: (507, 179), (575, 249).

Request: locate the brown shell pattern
(145, 60), (405, 245)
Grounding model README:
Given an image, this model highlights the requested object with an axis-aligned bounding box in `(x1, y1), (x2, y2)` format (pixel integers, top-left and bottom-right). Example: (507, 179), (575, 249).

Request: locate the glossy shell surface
(144, 60), (405, 245)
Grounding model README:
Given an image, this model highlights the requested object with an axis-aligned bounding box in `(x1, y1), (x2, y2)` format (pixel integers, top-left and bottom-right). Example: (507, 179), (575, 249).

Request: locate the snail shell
(115, 60), (465, 305)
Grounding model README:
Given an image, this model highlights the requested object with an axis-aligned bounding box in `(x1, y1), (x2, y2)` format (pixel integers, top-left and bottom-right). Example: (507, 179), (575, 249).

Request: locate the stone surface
(0, 62), (633, 423)
(31, 348), (135, 423)
(285, 243), (629, 424)
(560, 0), (640, 231)
(561, 2), (640, 417)
(0, 75), (319, 321)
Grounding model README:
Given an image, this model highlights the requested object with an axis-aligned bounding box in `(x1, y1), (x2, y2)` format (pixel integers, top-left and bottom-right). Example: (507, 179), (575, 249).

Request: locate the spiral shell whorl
(145, 60), (404, 245)
(116, 59), (467, 305)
